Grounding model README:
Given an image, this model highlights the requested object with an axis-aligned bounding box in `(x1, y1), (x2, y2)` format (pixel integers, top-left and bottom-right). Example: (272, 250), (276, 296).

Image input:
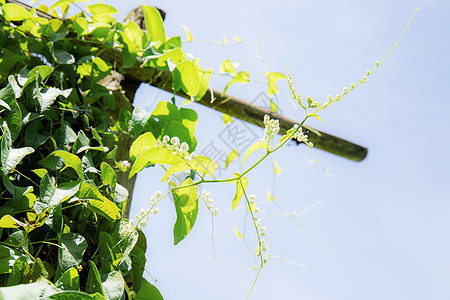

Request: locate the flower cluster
(201, 190), (219, 215)
(262, 115), (280, 144)
(248, 194), (268, 255)
(291, 124), (313, 148)
(124, 190), (162, 231)
(157, 135), (197, 162)
(118, 160), (131, 172)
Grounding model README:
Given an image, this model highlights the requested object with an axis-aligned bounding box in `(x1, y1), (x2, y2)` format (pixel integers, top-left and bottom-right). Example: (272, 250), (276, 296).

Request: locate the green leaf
(225, 149), (238, 168)
(23, 258), (49, 282)
(162, 120), (197, 152)
(101, 271), (124, 300)
(86, 261), (104, 295)
(110, 220), (138, 266)
(54, 121), (77, 147)
(232, 177), (249, 209)
(59, 233), (87, 275)
(264, 71), (287, 95)
(86, 3), (118, 16)
(49, 0), (88, 10)
(129, 132), (157, 161)
(25, 65), (53, 88)
(135, 278), (163, 300)
(242, 141), (266, 164)
(0, 278), (58, 299)
(223, 113), (232, 125)
(25, 120), (51, 148)
(53, 50), (75, 64)
(101, 162), (116, 189)
(72, 16), (88, 35)
(0, 81), (22, 142)
(37, 87), (72, 113)
(182, 25), (193, 42)
(193, 67), (212, 100)
(161, 155), (217, 182)
(1, 122), (34, 175)
(222, 71), (250, 96)
(129, 147), (178, 178)
(273, 160), (281, 174)
(172, 178), (198, 245)
(7, 256), (29, 286)
(40, 150), (83, 179)
(131, 106), (152, 136)
(49, 291), (94, 299)
(0, 215), (26, 228)
(142, 5), (166, 45)
(55, 267), (80, 291)
(78, 182), (121, 221)
(220, 59), (237, 75)
(173, 60), (199, 96)
(2, 3), (32, 21)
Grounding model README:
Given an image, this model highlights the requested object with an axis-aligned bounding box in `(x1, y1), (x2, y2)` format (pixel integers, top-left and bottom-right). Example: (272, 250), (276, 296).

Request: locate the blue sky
(40, 0), (450, 298)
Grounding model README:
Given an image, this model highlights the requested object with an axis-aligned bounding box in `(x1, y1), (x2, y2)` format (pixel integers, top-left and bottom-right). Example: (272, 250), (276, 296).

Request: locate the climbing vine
(0, 0), (417, 299)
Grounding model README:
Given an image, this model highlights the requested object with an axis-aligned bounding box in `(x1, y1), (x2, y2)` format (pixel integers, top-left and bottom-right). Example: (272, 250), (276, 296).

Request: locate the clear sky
(41, 0), (450, 299)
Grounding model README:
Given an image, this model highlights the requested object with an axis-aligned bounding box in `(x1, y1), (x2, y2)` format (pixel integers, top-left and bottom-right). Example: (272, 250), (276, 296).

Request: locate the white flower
(121, 160), (131, 169)
(154, 190), (162, 198)
(129, 219), (135, 226)
(327, 94), (332, 100)
(140, 220), (147, 227)
(190, 152), (197, 160)
(250, 194), (256, 200)
(163, 135), (170, 143)
(260, 226), (266, 231)
(214, 207), (219, 213)
(152, 208), (159, 214)
(171, 136), (180, 146)
(150, 196), (156, 202)
(139, 208), (146, 216)
(180, 142), (189, 152)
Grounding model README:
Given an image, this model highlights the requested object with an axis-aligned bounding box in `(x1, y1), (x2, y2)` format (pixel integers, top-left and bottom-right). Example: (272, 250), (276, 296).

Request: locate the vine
(0, 1), (417, 299)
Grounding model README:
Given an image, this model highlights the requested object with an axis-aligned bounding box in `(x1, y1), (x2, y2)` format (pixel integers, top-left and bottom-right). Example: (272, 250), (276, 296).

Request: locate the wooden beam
(4, 0), (368, 162)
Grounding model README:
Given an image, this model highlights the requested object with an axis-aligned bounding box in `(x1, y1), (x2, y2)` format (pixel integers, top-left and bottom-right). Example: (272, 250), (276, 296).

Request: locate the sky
(39, 0), (450, 299)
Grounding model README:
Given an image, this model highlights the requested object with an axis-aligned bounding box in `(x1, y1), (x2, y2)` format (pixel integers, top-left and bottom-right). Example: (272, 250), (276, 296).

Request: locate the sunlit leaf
(2, 4), (33, 21)
(232, 177), (248, 209)
(86, 3), (118, 16)
(222, 71), (250, 96)
(225, 149), (238, 168)
(78, 182), (121, 221)
(39, 150), (83, 179)
(182, 25), (193, 42)
(55, 267), (79, 291)
(233, 226), (242, 239)
(173, 60), (199, 96)
(242, 141), (265, 164)
(220, 59), (237, 75)
(273, 160), (281, 174)
(129, 132), (157, 161)
(0, 215), (26, 228)
(142, 5), (165, 45)
(264, 71), (287, 95)
(267, 189), (274, 201)
(223, 113), (232, 125)
(172, 178), (198, 245)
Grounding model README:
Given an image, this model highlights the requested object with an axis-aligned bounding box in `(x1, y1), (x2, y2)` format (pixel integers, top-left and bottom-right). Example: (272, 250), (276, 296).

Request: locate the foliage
(0, 0), (418, 299)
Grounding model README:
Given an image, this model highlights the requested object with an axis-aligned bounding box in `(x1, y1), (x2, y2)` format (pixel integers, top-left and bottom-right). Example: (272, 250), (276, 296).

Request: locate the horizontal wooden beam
(4, 0), (368, 162)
